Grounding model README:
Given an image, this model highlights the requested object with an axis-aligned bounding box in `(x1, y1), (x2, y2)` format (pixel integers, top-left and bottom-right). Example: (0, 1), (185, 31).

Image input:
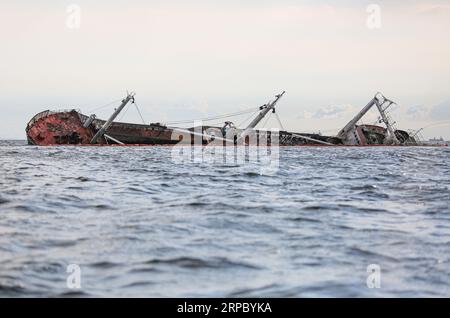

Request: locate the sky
(1, 0), (450, 140)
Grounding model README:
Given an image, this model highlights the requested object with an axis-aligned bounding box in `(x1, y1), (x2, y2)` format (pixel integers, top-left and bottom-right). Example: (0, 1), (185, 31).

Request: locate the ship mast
(90, 92), (135, 144)
(238, 91), (285, 142)
(337, 93), (399, 144)
(374, 95), (399, 144)
(337, 96), (378, 138)
(247, 91), (285, 130)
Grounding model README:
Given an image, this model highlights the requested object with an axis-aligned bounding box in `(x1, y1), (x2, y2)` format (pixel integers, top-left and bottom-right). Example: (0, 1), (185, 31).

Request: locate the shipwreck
(26, 92), (440, 147)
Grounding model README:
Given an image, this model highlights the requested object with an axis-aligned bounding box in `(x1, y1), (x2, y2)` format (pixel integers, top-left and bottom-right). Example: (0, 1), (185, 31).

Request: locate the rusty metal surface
(26, 111), (94, 145)
(26, 111), (183, 146)
(26, 110), (345, 146)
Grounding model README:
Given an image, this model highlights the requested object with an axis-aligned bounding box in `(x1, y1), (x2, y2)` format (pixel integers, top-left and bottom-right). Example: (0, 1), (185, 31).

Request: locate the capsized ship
(26, 91), (436, 147)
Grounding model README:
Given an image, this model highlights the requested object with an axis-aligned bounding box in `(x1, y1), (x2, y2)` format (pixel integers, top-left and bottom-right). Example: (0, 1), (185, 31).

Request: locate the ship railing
(407, 129), (425, 145)
(26, 109), (81, 132)
(414, 130), (425, 144)
(44, 108), (81, 115)
(26, 110), (50, 132)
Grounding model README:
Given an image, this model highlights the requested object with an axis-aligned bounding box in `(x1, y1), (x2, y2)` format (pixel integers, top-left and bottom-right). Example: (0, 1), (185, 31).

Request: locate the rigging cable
(261, 111), (272, 129)
(237, 109), (260, 127)
(411, 120), (450, 139)
(118, 104), (131, 122)
(422, 120), (450, 129)
(274, 111), (285, 131)
(165, 106), (261, 125)
(87, 98), (122, 113)
(133, 101), (146, 125)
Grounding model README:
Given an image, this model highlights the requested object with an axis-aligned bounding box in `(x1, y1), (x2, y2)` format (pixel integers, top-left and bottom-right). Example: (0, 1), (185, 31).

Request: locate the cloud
(415, 4), (450, 17)
(297, 104), (355, 120)
(430, 100), (450, 120)
(1, 1), (450, 139)
(404, 104), (431, 119)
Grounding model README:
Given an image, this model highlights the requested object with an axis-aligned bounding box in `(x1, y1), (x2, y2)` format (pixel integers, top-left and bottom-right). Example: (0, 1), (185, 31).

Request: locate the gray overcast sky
(1, 0), (450, 139)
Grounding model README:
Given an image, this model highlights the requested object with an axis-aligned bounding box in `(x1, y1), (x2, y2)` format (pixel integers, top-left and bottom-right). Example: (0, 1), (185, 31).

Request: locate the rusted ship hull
(26, 110), (177, 146)
(26, 92), (445, 147)
(26, 110), (340, 146)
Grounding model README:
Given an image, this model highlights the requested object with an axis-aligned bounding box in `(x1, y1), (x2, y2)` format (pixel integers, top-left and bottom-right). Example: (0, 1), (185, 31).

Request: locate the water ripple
(1, 141), (449, 297)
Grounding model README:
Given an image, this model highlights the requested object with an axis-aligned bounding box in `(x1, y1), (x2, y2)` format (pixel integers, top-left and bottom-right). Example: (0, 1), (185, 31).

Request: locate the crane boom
(90, 92), (135, 144)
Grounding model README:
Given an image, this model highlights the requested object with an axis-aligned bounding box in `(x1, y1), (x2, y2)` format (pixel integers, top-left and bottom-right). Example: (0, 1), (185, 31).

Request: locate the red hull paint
(26, 111), (94, 146)
(26, 110), (179, 146)
(26, 110), (447, 147)
(26, 110), (342, 146)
